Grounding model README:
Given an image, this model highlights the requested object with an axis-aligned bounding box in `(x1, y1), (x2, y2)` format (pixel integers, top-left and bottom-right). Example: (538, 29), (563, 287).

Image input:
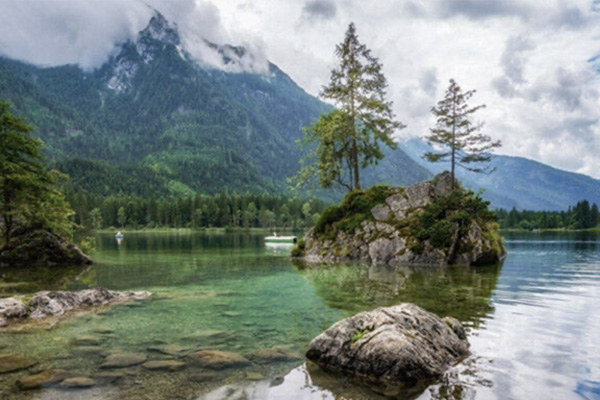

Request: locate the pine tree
(0, 101), (75, 247)
(293, 22), (404, 191)
(425, 79), (501, 188)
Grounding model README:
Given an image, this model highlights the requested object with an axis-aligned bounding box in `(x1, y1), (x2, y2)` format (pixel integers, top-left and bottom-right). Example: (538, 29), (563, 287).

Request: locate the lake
(0, 231), (599, 400)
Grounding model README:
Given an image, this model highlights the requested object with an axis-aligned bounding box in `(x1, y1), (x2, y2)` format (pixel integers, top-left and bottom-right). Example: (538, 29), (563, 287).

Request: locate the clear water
(0, 231), (598, 400)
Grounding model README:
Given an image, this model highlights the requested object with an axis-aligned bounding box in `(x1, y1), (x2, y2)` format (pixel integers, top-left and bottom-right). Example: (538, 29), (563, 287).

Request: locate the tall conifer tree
(424, 79), (501, 188)
(294, 23), (404, 191)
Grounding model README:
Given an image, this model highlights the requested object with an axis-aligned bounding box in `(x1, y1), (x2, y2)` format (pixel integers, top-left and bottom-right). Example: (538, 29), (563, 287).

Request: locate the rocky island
(294, 172), (505, 266)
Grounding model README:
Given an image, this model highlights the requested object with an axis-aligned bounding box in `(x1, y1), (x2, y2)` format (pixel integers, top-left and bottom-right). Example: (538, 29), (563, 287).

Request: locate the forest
(496, 200), (600, 230)
(66, 191), (328, 231)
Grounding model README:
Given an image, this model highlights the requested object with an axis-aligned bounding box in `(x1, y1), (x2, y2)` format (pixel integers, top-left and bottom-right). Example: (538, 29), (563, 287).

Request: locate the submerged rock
(17, 369), (71, 390)
(0, 287), (152, 327)
(297, 172), (505, 267)
(0, 354), (37, 374)
(60, 376), (96, 388)
(306, 303), (469, 391)
(142, 360), (186, 371)
(101, 352), (147, 368)
(0, 230), (92, 267)
(188, 350), (250, 370)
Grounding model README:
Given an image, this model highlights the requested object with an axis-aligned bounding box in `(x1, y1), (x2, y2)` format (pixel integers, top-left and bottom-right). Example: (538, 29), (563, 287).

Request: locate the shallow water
(0, 231), (598, 399)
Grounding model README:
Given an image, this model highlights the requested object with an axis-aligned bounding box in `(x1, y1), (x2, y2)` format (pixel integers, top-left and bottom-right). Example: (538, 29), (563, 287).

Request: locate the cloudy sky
(1, 0), (599, 178)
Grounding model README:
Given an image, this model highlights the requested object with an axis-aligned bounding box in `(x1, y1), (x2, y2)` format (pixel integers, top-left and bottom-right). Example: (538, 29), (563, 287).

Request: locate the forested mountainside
(0, 12), (429, 198)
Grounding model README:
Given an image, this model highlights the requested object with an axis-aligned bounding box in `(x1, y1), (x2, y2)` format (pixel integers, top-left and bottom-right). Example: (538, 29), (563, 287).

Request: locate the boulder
(0, 230), (92, 267)
(299, 172), (505, 267)
(0, 287), (152, 326)
(188, 350), (250, 370)
(306, 303), (469, 391)
(0, 298), (28, 327)
(29, 287), (152, 319)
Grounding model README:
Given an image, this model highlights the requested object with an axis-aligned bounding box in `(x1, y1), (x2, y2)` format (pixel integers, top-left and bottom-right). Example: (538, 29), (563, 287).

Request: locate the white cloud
(0, 0), (599, 177)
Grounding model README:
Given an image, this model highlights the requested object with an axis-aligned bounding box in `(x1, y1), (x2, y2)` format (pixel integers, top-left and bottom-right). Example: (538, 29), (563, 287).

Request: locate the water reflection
(294, 260), (501, 330)
(0, 232), (598, 400)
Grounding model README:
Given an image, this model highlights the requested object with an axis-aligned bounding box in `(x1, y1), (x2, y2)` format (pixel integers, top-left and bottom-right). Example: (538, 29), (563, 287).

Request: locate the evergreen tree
(89, 208), (103, 230)
(424, 79), (501, 188)
(0, 101), (75, 247)
(117, 207), (127, 228)
(293, 22), (404, 191)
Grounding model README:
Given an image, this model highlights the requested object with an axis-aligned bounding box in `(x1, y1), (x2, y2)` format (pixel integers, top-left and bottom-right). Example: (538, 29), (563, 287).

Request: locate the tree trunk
(352, 137), (360, 190)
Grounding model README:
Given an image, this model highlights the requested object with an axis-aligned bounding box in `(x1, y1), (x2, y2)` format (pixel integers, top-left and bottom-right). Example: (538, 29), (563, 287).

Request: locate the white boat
(264, 234), (297, 244)
(115, 231), (124, 239)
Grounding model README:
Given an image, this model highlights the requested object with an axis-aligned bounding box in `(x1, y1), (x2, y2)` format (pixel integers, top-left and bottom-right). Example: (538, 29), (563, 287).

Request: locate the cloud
(1, 0), (600, 178)
(301, 0), (337, 21)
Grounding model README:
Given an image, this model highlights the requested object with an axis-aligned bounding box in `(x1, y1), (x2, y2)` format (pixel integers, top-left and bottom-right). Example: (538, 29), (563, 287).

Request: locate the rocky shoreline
(0, 287), (151, 327)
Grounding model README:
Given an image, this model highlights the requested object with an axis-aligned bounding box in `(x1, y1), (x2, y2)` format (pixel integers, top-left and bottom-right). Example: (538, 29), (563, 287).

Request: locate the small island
(293, 172), (505, 266)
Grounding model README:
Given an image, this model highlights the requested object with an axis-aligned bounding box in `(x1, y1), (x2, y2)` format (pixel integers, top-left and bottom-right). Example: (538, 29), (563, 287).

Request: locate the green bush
(313, 185), (395, 240)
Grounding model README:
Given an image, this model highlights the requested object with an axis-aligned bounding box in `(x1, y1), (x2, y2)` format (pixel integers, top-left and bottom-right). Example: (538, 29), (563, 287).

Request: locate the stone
(72, 336), (102, 346)
(182, 329), (227, 341)
(29, 287), (152, 320)
(188, 350), (250, 370)
(147, 344), (190, 356)
(371, 204), (391, 221)
(142, 360), (186, 371)
(92, 371), (126, 383)
(306, 303), (469, 390)
(245, 372), (264, 381)
(61, 377), (96, 388)
(247, 348), (302, 364)
(0, 230), (92, 267)
(0, 354), (37, 374)
(0, 298), (28, 324)
(100, 352), (147, 368)
(16, 369), (70, 390)
(0, 288), (152, 328)
(188, 371), (220, 382)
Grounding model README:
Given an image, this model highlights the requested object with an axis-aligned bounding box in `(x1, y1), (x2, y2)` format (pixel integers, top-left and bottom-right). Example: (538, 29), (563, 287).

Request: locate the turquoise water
(0, 231), (599, 399)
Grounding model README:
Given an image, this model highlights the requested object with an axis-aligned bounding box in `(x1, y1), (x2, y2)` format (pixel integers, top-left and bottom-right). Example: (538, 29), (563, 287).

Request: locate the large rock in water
(306, 303), (469, 394)
(0, 230), (92, 267)
(299, 172), (505, 266)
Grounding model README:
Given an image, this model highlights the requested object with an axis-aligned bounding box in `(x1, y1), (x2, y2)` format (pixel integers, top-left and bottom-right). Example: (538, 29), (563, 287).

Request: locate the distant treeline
(66, 192), (328, 230)
(496, 200), (599, 230)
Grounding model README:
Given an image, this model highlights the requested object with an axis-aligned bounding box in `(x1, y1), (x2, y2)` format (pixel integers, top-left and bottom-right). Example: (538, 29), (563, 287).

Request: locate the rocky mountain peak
(139, 11), (180, 46)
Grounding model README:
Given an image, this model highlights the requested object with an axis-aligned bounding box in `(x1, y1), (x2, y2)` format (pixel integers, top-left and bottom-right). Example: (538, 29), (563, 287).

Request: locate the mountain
(402, 139), (600, 211)
(0, 11), (429, 197)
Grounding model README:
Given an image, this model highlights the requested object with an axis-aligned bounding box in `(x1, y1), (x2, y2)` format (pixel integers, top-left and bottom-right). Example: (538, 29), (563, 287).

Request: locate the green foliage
(292, 23), (404, 193)
(495, 200), (600, 230)
(424, 79), (501, 184)
(291, 238), (306, 258)
(313, 185), (395, 240)
(351, 328), (373, 343)
(0, 101), (75, 247)
(412, 188), (497, 254)
(65, 191), (328, 231)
